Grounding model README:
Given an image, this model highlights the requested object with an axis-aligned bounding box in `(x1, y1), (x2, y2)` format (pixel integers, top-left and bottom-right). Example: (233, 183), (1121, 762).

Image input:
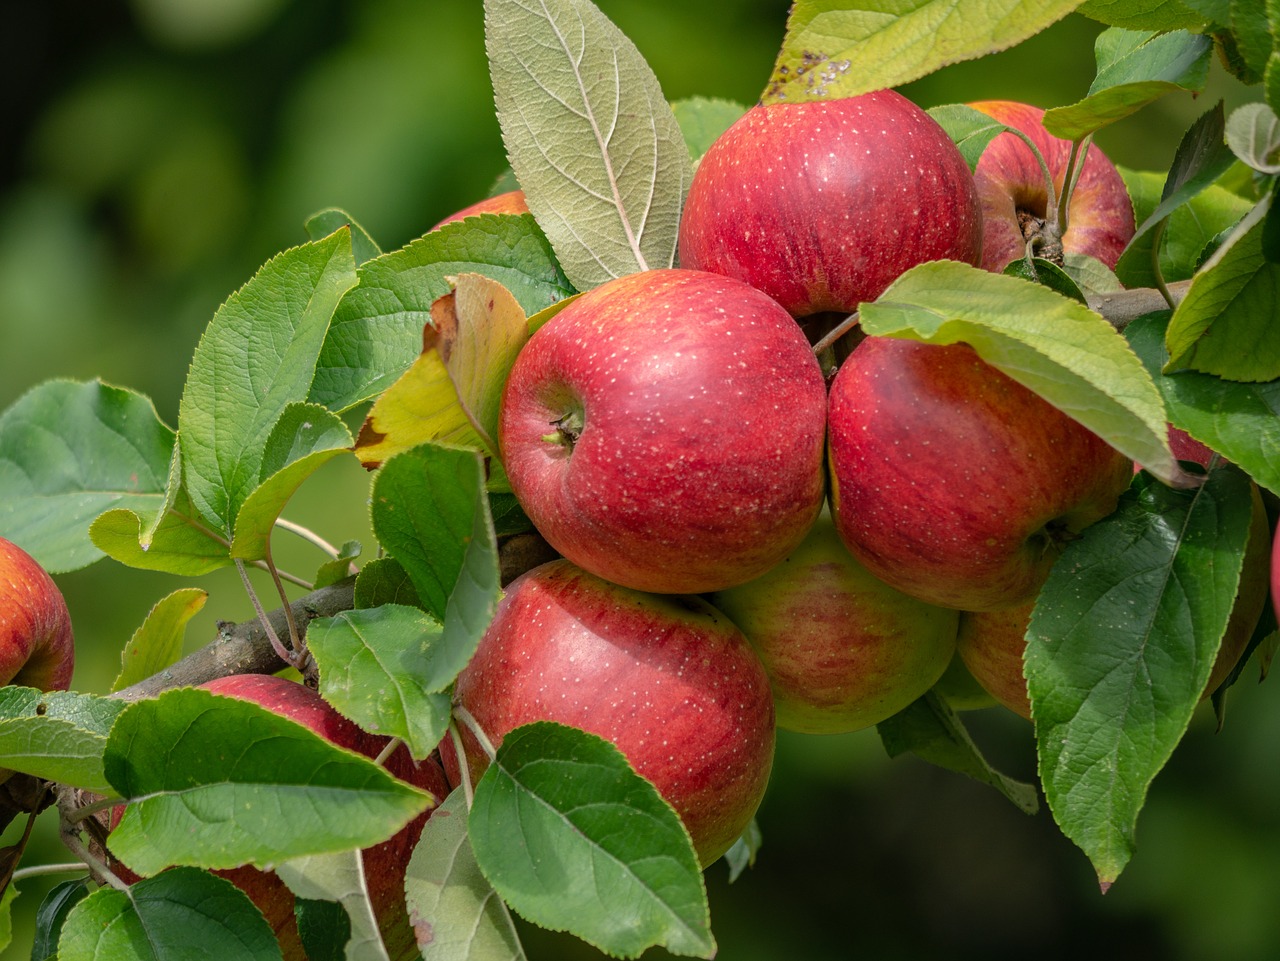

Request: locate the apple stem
(448, 721), (475, 810)
(453, 704), (499, 762)
(374, 736), (403, 768)
(263, 541), (305, 660)
(543, 409), (585, 450)
(235, 559), (298, 668)
(810, 310), (860, 357)
(1056, 135), (1092, 241)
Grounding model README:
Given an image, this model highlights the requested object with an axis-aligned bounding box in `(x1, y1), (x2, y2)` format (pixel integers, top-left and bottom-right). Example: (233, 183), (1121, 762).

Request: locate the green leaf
(315, 540), (362, 590)
(58, 867), (284, 961)
(0, 879), (15, 953)
(1029, 467), (1253, 886)
(1116, 166), (1253, 286)
(671, 97), (748, 162)
(723, 821), (763, 884)
(31, 878), (91, 961)
(306, 210), (383, 265)
(485, 0), (691, 291)
(354, 556), (423, 610)
(0, 379), (174, 572)
(926, 104), (1009, 170)
(370, 445), (501, 677)
(1042, 29), (1213, 140)
(859, 260), (1192, 488)
(0, 687), (125, 792)
(1003, 257), (1089, 303)
(763, 0), (1084, 104)
(404, 787), (528, 961)
(230, 404), (354, 560)
(1127, 312), (1280, 494)
(877, 692), (1039, 813)
(111, 588), (208, 692)
(1223, 0), (1273, 83)
(311, 215), (573, 413)
(104, 688), (431, 877)
(277, 850), (389, 961)
(1078, 0), (1211, 30)
(1226, 102), (1280, 174)
(1166, 204), (1280, 381)
(1268, 0), (1280, 111)
(309, 605), (453, 760)
(89, 485), (234, 577)
(470, 722), (715, 959)
(1124, 101), (1237, 252)
(178, 229), (358, 537)
(295, 899), (352, 961)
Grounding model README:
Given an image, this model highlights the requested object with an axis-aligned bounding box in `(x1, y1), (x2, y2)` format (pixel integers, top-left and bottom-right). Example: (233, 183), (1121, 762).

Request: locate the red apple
(959, 482), (1272, 718)
(443, 559), (776, 867)
(0, 536), (74, 692)
(969, 100), (1135, 272)
(498, 267), (827, 595)
(827, 337), (1133, 612)
(709, 512), (959, 734)
(677, 90), (983, 318)
(198, 675), (450, 961)
(430, 189), (529, 231)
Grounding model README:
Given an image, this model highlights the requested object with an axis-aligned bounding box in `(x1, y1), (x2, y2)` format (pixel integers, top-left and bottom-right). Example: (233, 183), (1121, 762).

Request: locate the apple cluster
(447, 89), (1263, 866)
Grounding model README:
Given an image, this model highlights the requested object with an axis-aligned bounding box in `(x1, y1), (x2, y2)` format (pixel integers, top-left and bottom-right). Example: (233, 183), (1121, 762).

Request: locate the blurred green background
(0, 1), (1273, 958)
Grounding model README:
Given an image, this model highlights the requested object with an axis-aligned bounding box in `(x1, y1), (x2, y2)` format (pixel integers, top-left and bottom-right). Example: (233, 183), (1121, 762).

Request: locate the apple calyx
(541, 409), (584, 449)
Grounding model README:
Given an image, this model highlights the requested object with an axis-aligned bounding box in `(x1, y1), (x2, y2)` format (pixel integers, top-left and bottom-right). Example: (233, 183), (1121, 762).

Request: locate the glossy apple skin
(678, 90), (983, 317)
(444, 559), (776, 867)
(969, 100), (1135, 272)
(499, 268), (827, 594)
(827, 337), (1133, 612)
(710, 512), (959, 734)
(959, 482), (1272, 718)
(0, 536), (74, 692)
(199, 675), (450, 961)
(430, 189), (529, 231)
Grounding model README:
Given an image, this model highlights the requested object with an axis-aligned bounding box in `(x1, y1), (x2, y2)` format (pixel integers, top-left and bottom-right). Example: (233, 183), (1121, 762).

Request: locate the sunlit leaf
(763, 0), (1084, 104)
(111, 588), (208, 692)
(486, 0), (691, 290)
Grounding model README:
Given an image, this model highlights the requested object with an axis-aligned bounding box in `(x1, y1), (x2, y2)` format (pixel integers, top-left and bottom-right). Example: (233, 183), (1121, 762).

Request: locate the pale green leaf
(1226, 101), (1280, 173)
(858, 260), (1191, 487)
(111, 588), (208, 692)
(485, 0), (692, 290)
(404, 788), (528, 961)
(277, 850), (390, 961)
(762, 0), (1084, 104)
(671, 97), (748, 162)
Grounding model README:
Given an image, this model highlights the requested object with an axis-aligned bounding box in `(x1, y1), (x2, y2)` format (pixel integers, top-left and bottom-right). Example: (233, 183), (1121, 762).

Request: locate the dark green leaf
(878, 692), (1039, 813)
(178, 230), (358, 537)
(31, 878), (90, 961)
(311, 215), (573, 413)
(58, 867), (284, 961)
(104, 688), (431, 877)
(295, 899), (351, 961)
(306, 210), (383, 265)
(1029, 468), (1253, 885)
(1002, 257), (1088, 303)
(1078, 0), (1212, 30)
(485, 0), (691, 290)
(1127, 313), (1280, 494)
(470, 722), (715, 959)
(354, 556), (423, 610)
(0, 380), (174, 572)
(371, 445), (500, 683)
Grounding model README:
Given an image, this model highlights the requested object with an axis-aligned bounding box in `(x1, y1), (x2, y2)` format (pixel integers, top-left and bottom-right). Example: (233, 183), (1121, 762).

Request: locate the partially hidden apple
(827, 336), (1133, 612)
(678, 90), (983, 318)
(430, 188), (529, 230)
(0, 535), (74, 692)
(189, 675), (450, 961)
(499, 267), (827, 595)
(709, 511), (959, 734)
(969, 100), (1135, 272)
(443, 559), (776, 867)
(958, 482), (1273, 719)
